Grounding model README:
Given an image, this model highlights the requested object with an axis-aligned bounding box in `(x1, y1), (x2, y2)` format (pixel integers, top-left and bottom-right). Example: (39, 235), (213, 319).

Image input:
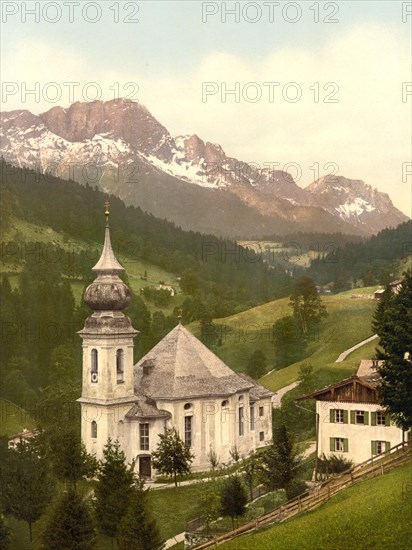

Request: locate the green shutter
(330, 438), (335, 452)
(330, 409), (335, 423)
(385, 414), (391, 427)
(343, 439), (349, 452)
(371, 441), (377, 455)
(364, 412), (369, 425)
(343, 410), (348, 424)
(385, 441), (391, 452)
(350, 410), (356, 424)
(371, 412), (377, 426)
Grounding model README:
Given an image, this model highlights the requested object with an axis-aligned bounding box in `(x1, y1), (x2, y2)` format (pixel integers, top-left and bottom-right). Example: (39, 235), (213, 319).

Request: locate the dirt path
(335, 334), (378, 363)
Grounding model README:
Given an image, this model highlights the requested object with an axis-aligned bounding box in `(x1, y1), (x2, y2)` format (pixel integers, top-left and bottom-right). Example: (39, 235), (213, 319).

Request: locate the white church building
(78, 207), (273, 477)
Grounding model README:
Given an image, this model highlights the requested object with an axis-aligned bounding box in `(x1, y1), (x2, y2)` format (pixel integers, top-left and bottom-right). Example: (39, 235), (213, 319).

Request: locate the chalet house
(8, 428), (38, 449)
(296, 360), (406, 464)
(78, 208), (273, 478)
(374, 279), (403, 300)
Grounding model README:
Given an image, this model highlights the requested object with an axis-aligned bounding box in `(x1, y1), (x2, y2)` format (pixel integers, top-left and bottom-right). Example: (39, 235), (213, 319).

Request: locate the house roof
(126, 398), (171, 420)
(133, 324), (257, 399)
(295, 375), (378, 402)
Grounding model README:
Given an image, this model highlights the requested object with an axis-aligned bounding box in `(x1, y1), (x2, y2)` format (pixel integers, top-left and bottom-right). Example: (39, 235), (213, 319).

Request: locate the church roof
(92, 223), (124, 274)
(237, 373), (274, 401)
(126, 399), (171, 420)
(134, 324), (256, 399)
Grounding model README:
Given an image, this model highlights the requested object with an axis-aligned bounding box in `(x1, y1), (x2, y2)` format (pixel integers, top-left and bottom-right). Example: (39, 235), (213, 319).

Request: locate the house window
(184, 416), (192, 447)
(376, 412), (386, 425)
(221, 400), (229, 408)
(351, 410), (369, 425)
(116, 349), (124, 383)
(330, 437), (348, 453)
(259, 431), (264, 442)
(91, 349), (98, 383)
(259, 406), (264, 417)
(250, 406), (255, 431)
(91, 421), (97, 439)
(184, 403), (193, 411)
(335, 409), (344, 423)
(139, 423), (149, 450)
(372, 441), (390, 455)
(356, 411), (364, 424)
(239, 406), (244, 436)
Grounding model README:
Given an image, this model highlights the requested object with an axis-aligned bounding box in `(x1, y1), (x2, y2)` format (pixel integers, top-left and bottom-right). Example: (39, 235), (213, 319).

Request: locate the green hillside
(0, 399), (35, 437)
(220, 460), (412, 550)
(2, 216), (182, 315)
(189, 292), (377, 391)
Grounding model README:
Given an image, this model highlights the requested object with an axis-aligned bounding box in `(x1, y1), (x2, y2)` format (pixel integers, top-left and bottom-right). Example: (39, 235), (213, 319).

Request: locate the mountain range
(0, 99), (408, 238)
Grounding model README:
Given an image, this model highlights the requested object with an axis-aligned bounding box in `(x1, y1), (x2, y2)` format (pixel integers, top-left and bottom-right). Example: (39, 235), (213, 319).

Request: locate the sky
(1, 0), (411, 215)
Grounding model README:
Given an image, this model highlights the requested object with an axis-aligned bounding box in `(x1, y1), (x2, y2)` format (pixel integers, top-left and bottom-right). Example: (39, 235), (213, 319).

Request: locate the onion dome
(84, 202), (132, 311)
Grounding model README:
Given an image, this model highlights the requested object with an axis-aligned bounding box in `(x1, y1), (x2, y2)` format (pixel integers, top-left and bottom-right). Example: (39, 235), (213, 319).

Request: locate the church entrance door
(139, 456), (151, 478)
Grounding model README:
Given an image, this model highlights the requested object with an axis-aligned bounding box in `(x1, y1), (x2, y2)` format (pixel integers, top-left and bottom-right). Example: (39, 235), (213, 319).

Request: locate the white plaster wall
(317, 401), (405, 464)
(81, 403), (131, 461)
(81, 338), (135, 400)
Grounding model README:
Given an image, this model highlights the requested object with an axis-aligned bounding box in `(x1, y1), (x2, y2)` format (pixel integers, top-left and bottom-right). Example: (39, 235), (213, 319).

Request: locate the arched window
(116, 349), (124, 383)
(118, 420), (124, 438)
(91, 349), (98, 383)
(91, 421), (97, 439)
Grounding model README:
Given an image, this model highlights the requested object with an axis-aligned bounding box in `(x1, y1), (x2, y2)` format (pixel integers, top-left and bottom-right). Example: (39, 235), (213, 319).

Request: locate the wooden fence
(191, 441), (411, 549)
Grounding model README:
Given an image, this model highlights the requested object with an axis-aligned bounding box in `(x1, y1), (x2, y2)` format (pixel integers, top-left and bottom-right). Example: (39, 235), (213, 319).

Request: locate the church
(78, 206), (274, 477)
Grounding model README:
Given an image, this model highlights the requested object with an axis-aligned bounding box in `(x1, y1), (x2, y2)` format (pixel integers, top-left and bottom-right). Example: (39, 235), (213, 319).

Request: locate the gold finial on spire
(104, 200), (110, 226)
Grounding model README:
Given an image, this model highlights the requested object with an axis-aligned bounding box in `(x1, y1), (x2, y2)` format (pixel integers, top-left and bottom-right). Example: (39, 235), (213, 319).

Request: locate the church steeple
(78, 203), (138, 460)
(91, 201), (124, 274)
(83, 202), (131, 312)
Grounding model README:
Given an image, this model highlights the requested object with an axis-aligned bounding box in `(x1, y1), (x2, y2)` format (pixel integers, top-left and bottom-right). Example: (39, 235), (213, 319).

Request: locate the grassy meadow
(219, 460), (412, 550)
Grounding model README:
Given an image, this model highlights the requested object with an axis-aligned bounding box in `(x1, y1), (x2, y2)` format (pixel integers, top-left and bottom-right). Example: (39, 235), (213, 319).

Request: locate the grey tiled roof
(126, 399), (171, 420)
(133, 324), (255, 399)
(237, 373), (274, 400)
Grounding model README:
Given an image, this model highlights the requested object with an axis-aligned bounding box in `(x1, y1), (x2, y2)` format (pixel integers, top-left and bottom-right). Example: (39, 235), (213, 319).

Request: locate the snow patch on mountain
(336, 198), (376, 219)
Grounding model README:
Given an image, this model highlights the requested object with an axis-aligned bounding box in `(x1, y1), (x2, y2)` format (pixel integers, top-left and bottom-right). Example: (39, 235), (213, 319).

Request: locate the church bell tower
(78, 202), (138, 458)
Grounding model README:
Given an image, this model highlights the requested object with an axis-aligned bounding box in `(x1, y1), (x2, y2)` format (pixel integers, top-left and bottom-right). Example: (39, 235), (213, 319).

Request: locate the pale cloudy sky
(1, 0), (411, 215)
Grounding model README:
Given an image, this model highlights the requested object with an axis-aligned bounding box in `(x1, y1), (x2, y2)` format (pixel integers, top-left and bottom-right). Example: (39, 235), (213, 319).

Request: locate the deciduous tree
(5, 437), (55, 542)
(289, 276), (327, 336)
(151, 427), (194, 487)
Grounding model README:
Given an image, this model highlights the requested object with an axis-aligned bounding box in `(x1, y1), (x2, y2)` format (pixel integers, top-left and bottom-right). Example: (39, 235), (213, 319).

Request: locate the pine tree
(48, 430), (97, 491)
(220, 476), (247, 529)
(42, 489), (96, 550)
(259, 421), (301, 495)
(94, 439), (135, 542)
(373, 271), (412, 429)
(5, 437), (55, 542)
(118, 485), (164, 550)
(151, 427), (194, 487)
